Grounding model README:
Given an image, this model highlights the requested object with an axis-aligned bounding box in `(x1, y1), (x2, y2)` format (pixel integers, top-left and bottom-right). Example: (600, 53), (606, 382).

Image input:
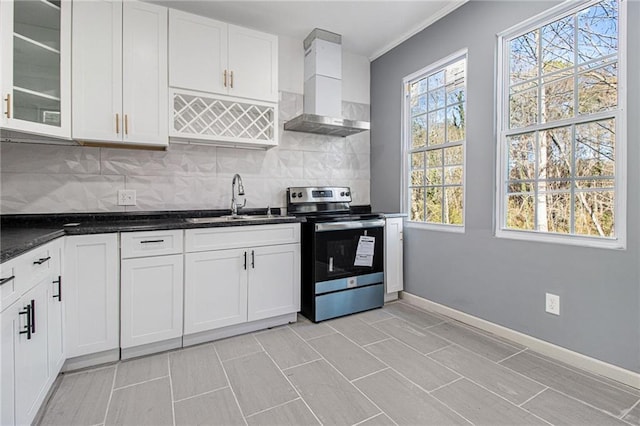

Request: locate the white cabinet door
(228, 25), (278, 102)
(64, 234), (119, 358)
(247, 244), (300, 322)
(184, 249), (247, 334)
(121, 254), (183, 348)
(47, 240), (65, 377)
(122, 1), (167, 145)
(72, 0), (167, 146)
(384, 217), (404, 293)
(168, 9), (227, 94)
(0, 0), (71, 138)
(0, 301), (19, 426)
(14, 278), (50, 426)
(71, 0), (122, 142)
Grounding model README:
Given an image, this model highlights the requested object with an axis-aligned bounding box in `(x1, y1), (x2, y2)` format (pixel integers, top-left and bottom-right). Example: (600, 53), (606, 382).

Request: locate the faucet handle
(266, 205), (271, 216)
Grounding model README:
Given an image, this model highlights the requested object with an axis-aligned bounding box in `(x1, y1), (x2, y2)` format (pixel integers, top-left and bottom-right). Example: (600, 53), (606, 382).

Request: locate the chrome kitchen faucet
(231, 174), (246, 216)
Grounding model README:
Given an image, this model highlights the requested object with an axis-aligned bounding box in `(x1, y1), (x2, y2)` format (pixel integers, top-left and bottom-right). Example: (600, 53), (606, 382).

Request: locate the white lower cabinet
(121, 254), (183, 348)
(64, 234), (119, 358)
(247, 244), (300, 322)
(47, 240), (65, 379)
(184, 224), (301, 336)
(384, 217), (404, 294)
(184, 248), (248, 333)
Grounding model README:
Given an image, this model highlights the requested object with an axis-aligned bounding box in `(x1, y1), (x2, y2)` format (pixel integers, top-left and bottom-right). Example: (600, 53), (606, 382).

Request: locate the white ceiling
(152, 1), (467, 60)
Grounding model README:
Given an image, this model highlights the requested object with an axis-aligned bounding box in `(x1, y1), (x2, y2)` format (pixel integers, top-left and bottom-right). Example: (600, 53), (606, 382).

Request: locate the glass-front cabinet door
(0, 0), (70, 138)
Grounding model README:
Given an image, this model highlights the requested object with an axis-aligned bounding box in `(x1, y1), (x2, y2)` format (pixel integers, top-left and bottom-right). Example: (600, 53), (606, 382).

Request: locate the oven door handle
(315, 219), (386, 232)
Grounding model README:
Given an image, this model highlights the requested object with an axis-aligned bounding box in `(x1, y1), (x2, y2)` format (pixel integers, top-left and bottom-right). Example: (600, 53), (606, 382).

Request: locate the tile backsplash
(0, 92), (370, 214)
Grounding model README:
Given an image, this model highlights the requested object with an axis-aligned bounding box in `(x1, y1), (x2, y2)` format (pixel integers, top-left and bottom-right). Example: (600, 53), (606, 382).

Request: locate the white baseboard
(400, 291), (640, 390)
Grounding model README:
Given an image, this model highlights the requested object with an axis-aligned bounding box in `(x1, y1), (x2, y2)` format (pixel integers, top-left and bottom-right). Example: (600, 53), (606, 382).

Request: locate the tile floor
(38, 301), (640, 426)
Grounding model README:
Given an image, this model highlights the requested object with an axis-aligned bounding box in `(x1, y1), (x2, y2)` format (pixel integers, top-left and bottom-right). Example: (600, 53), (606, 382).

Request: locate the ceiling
(152, 1), (467, 60)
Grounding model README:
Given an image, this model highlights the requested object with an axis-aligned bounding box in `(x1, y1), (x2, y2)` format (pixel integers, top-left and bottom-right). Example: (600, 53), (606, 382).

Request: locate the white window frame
(402, 49), (468, 233)
(495, 0), (627, 249)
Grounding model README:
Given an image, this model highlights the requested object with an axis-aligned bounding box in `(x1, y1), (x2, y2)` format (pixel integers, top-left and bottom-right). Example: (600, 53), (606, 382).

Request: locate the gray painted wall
(371, 1), (639, 372)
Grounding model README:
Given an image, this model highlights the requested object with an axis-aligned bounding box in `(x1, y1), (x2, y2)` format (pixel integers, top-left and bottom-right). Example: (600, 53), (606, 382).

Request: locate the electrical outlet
(545, 293), (560, 315)
(117, 189), (136, 206)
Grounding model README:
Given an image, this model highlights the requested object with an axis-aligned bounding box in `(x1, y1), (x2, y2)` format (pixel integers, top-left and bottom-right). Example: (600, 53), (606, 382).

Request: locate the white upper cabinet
(0, 0), (71, 139)
(72, 0), (168, 147)
(169, 9), (277, 103)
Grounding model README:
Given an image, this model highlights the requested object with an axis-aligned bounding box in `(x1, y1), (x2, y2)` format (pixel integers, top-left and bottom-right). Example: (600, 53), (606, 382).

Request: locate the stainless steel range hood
(284, 29), (370, 137)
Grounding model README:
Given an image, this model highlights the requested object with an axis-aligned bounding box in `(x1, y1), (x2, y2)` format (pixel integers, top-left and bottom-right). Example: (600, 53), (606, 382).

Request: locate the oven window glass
(314, 226), (384, 282)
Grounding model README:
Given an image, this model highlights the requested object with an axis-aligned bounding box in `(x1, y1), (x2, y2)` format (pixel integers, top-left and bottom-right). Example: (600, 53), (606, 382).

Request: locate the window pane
(411, 170), (424, 186)
(507, 194), (535, 230)
(446, 104), (465, 142)
(427, 149), (442, 167)
(445, 166), (463, 185)
(541, 192), (571, 233)
(411, 79), (428, 97)
(578, 63), (617, 114)
(539, 126), (571, 180)
(426, 167), (443, 185)
(576, 119), (615, 177)
(575, 178), (614, 189)
(542, 76), (574, 122)
(446, 60), (465, 84)
(428, 71), (445, 89)
(510, 30), (539, 84)
(426, 187), (443, 223)
(412, 115), (427, 148)
(509, 86), (538, 128)
(411, 94), (428, 115)
(444, 145), (463, 166)
(508, 182), (534, 194)
(508, 133), (535, 181)
(541, 15), (574, 73)
(427, 110), (445, 146)
(447, 83), (465, 105)
(577, 0), (618, 64)
(428, 88), (445, 111)
(411, 188), (425, 221)
(575, 190), (614, 237)
(412, 151), (425, 169)
(445, 186), (464, 225)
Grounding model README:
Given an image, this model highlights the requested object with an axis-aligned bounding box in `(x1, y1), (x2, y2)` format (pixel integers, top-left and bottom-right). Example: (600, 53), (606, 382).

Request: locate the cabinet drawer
(0, 257), (23, 312)
(185, 223), (300, 253)
(121, 230), (183, 258)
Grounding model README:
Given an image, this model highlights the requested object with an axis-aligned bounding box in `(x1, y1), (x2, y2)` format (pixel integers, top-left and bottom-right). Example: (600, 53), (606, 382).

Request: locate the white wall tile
(0, 142), (101, 174)
(101, 144), (216, 176)
(0, 173), (124, 213)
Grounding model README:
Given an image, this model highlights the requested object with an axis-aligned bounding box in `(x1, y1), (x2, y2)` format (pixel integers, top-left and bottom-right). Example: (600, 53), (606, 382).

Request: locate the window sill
(405, 221), (465, 234)
(495, 228), (625, 250)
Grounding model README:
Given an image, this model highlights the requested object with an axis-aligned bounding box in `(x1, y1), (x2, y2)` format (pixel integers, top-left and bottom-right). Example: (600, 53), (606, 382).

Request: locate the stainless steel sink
(186, 215), (278, 224)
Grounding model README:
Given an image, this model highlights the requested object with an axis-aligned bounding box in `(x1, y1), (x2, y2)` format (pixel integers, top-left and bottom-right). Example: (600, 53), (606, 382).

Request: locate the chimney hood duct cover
(284, 29), (370, 137)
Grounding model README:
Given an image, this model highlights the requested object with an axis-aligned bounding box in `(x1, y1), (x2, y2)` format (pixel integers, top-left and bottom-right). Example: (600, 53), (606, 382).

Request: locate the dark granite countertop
(1, 208), (303, 264)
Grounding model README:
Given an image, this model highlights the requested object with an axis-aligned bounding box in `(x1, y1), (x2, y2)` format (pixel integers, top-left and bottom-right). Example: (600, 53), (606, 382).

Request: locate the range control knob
(291, 193), (297, 198)
(297, 192), (303, 198)
(340, 191), (345, 196)
(345, 191), (350, 197)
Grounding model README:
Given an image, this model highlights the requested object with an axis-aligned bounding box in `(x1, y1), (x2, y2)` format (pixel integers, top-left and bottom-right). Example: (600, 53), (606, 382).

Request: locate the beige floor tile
(286, 360), (380, 425)
(105, 377), (172, 426)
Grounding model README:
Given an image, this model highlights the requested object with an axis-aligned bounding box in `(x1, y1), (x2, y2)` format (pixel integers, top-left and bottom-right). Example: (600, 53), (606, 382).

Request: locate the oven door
(313, 219), (385, 283)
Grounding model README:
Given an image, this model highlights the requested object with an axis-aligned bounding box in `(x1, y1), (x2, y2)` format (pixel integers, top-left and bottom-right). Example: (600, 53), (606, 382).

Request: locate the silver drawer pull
(33, 257), (51, 265)
(140, 239), (164, 244)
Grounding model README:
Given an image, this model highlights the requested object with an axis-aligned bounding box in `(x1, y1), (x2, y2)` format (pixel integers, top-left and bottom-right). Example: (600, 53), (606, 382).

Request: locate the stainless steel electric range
(287, 186), (385, 322)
